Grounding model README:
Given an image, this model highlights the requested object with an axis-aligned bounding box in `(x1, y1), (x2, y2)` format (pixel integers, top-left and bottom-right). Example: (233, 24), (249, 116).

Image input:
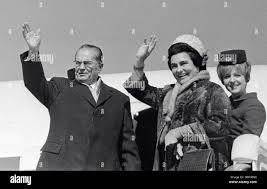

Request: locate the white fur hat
(171, 34), (206, 57)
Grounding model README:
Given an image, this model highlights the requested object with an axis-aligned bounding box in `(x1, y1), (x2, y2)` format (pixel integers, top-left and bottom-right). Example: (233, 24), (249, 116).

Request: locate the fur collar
(163, 70), (210, 122)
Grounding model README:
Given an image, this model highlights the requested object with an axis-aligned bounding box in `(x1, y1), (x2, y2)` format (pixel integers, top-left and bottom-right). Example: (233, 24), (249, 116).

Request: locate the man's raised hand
(22, 23), (41, 53)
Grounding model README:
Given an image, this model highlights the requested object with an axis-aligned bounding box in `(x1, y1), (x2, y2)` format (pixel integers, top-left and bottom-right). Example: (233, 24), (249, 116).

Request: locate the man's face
(74, 48), (103, 84)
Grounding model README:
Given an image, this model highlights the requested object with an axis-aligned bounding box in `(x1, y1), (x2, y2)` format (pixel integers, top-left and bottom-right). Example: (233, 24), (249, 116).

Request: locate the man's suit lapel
(72, 80), (97, 107)
(96, 81), (113, 107)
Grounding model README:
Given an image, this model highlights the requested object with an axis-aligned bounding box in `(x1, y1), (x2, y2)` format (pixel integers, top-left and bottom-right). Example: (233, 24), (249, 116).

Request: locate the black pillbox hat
(218, 49), (247, 65)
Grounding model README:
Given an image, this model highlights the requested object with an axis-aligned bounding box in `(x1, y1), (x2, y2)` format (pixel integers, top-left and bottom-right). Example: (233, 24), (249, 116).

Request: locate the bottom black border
(1, 171), (267, 187)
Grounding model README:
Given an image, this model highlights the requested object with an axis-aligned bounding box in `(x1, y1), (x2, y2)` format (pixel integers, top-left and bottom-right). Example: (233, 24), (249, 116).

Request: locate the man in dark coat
(20, 23), (141, 171)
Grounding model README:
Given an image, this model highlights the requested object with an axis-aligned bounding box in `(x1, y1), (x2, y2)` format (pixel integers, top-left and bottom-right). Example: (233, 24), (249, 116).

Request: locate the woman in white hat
(124, 34), (232, 171)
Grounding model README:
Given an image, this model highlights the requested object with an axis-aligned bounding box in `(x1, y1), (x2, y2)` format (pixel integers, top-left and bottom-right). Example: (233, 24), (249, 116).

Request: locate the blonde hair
(217, 62), (251, 85)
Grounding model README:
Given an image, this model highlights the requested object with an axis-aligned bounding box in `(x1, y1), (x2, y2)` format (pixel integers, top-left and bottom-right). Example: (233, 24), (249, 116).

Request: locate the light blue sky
(0, 0), (267, 81)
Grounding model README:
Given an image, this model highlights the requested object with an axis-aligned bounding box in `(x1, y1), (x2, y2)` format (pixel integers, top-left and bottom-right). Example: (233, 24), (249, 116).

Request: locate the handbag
(176, 148), (214, 171)
(165, 122), (215, 171)
(177, 123), (215, 171)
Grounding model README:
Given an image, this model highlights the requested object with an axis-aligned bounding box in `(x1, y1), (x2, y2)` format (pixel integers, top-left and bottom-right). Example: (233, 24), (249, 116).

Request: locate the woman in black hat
(124, 35), (232, 171)
(217, 49), (266, 151)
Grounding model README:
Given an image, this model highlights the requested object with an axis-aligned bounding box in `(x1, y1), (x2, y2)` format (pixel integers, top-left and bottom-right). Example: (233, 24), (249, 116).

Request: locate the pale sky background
(0, 0), (267, 81)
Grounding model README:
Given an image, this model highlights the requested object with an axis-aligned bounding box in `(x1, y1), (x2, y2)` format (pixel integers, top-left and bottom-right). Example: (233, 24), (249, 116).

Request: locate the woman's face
(170, 52), (199, 85)
(223, 67), (247, 98)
